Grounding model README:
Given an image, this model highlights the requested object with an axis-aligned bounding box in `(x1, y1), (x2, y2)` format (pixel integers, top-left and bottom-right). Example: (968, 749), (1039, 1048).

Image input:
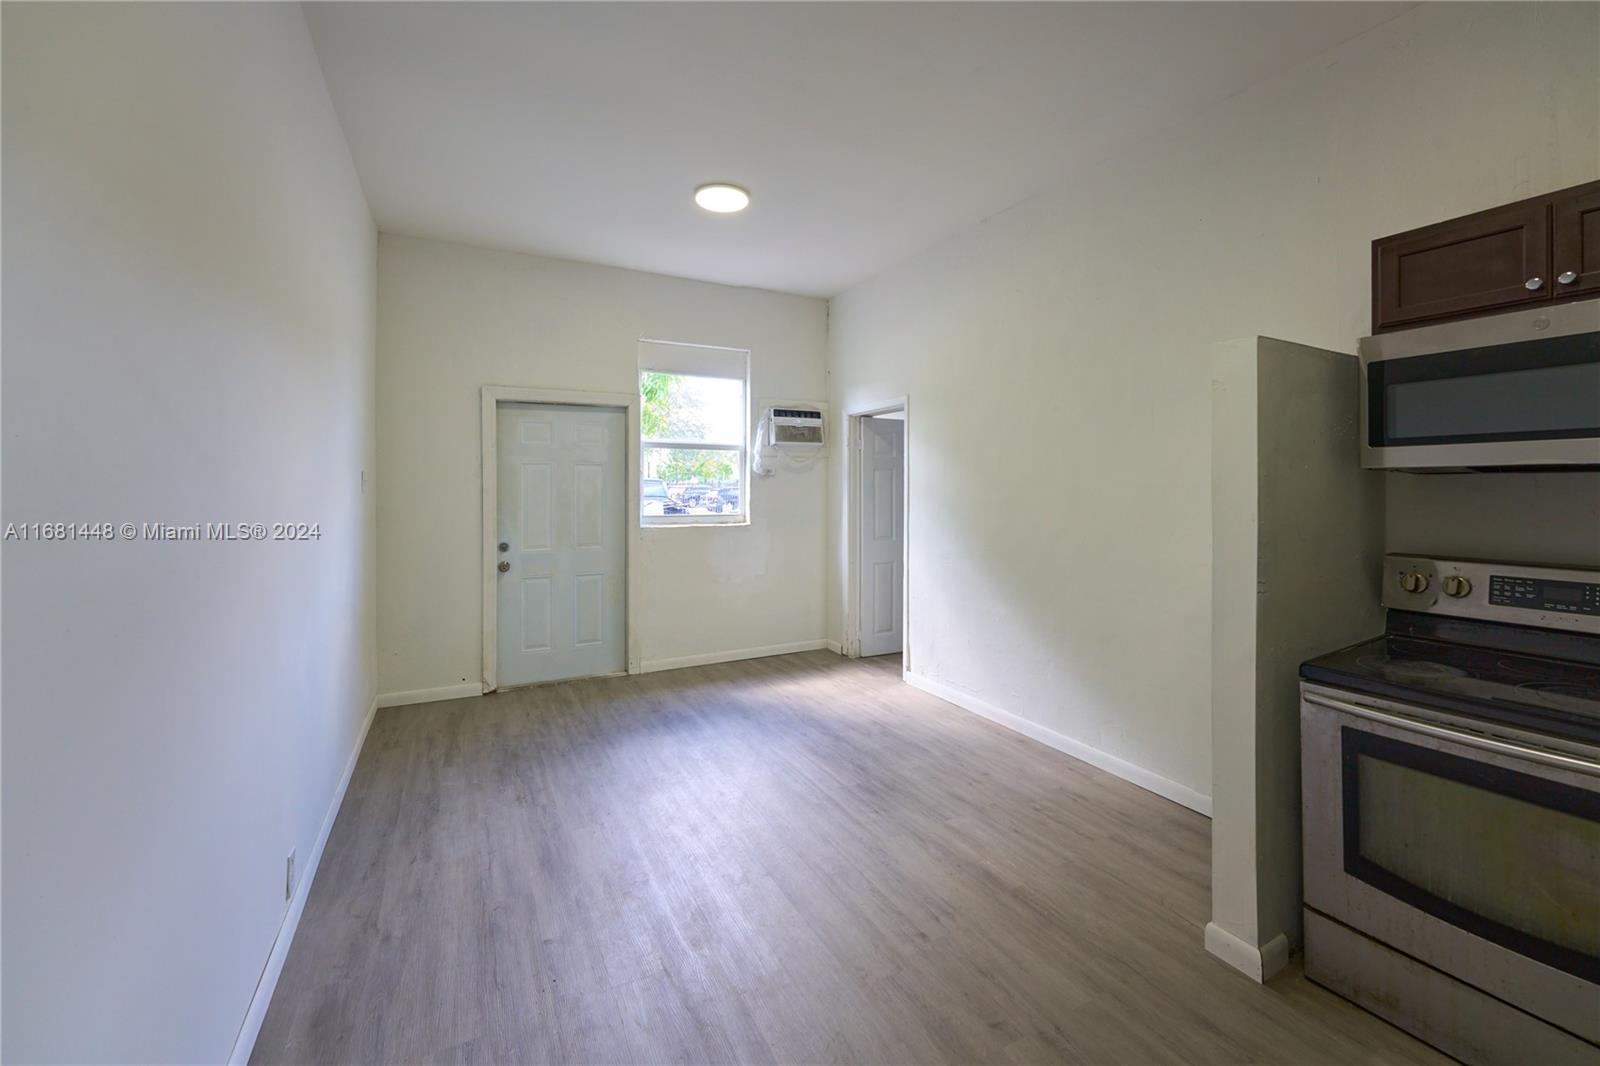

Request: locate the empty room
(4, 2), (1599, 1064)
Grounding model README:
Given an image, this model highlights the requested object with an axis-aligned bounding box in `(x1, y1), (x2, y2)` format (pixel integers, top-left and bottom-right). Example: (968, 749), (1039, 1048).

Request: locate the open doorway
(847, 401), (907, 667)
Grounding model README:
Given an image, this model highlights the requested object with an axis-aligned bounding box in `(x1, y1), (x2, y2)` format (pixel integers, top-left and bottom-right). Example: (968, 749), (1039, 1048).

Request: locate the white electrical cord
(751, 410), (825, 478)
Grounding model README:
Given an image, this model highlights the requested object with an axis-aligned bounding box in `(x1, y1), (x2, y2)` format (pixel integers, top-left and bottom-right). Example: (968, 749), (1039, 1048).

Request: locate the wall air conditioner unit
(767, 407), (824, 448)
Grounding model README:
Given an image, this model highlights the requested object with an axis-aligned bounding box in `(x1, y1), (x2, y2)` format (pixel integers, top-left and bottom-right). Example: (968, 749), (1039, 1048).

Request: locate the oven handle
(1303, 691), (1600, 778)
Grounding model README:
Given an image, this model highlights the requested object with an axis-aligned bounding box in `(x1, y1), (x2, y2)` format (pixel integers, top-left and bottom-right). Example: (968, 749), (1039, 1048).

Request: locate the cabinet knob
(1524, 276), (1544, 291)
(1558, 270), (1579, 285)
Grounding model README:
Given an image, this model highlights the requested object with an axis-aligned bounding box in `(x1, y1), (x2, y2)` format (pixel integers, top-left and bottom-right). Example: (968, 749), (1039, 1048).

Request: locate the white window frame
(638, 340), (751, 528)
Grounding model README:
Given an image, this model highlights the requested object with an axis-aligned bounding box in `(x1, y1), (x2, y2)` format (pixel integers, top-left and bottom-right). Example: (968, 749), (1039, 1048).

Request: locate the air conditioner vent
(767, 406), (825, 448)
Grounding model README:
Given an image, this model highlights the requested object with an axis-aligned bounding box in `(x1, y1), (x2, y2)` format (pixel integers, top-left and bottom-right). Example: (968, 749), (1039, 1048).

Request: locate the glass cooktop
(1301, 630), (1600, 748)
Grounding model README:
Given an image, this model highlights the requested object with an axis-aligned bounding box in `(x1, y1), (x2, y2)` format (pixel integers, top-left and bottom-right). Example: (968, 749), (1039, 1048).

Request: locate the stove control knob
(1442, 575), (1473, 599)
(1398, 570), (1430, 594)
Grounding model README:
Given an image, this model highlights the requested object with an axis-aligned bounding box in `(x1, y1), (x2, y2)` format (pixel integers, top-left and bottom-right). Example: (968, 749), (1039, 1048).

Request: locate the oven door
(1302, 683), (1600, 1044)
(1358, 299), (1600, 470)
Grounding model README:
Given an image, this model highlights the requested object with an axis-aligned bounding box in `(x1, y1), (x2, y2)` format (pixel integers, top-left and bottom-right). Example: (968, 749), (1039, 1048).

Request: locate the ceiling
(306, 2), (1412, 297)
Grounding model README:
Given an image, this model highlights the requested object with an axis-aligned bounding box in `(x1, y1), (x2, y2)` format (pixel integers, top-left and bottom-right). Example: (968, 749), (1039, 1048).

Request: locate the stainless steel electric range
(1299, 554), (1600, 1066)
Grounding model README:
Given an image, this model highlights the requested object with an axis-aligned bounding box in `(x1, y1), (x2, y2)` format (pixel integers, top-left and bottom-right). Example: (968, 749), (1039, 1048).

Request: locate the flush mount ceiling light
(694, 183), (750, 213)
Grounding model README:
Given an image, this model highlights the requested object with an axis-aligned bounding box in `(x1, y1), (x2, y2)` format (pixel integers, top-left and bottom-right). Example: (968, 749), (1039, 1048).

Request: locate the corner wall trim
(640, 639), (828, 674)
(824, 640), (844, 655)
(228, 694), (379, 1065)
(376, 683), (482, 709)
(1205, 922), (1290, 983)
(903, 671), (1212, 816)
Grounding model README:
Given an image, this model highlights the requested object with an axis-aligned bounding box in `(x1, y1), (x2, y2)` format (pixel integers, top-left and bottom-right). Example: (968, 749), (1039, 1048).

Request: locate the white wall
(1208, 338), (1385, 979)
(2, 6), (376, 1062)
(375, 235), (828, 699)
(827, 2), (1600, 807)
(1388, 471), (1600, 568)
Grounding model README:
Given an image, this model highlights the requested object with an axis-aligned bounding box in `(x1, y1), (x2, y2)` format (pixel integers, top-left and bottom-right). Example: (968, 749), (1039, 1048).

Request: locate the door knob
(1558, 270), (1579, 285)
(498, 561), (510, 573)
(1524, 277), (1544, 291)
(498, 541), (509, 552)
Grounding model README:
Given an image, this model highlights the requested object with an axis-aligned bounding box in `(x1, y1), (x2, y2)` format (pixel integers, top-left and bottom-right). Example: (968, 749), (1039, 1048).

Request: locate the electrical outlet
(285, 849), (297, 902)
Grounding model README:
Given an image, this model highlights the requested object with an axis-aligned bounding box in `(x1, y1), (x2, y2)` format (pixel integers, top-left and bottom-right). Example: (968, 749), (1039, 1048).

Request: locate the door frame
(844, 396), (909, 674)
(481, 385), (642, 692)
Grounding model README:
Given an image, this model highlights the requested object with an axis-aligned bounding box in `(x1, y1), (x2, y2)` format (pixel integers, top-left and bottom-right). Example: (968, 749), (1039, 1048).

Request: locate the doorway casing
(481, 385), (642, 692)
(844, 396), (910, 674)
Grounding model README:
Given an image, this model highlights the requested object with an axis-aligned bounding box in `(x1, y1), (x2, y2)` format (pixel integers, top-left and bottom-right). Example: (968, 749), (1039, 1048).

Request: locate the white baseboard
(228, 694), (379, 1066)
(904, 671), (1212, 817)
(825, 640), (844, 655)
(641, 639), (828, 674)
(1205, 922), (1289, 983)
(376, 682), (482, 708)
(383, 644), (832, 700)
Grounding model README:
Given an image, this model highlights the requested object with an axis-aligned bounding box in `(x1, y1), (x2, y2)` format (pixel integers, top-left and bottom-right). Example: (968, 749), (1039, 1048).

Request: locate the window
(638, 341), (749, 525)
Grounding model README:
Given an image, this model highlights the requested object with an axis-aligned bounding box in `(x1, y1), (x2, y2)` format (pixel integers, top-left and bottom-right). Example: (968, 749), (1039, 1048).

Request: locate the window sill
(641, 517), (750, 529)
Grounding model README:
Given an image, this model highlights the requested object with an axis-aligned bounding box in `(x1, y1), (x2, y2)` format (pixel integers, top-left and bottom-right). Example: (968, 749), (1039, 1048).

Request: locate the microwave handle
(1303, 691), (1600, 778)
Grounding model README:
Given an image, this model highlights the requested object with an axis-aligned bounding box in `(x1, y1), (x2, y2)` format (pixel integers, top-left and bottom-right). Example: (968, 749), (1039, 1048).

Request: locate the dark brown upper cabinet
(1371, 179), (1600, 333)
(1552, 182), (1600, 299)
(1372, 200), (1548, 331)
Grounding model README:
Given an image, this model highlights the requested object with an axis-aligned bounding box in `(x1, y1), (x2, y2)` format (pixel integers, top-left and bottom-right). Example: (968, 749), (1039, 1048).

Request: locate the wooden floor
(253, 651), (1445, 1065)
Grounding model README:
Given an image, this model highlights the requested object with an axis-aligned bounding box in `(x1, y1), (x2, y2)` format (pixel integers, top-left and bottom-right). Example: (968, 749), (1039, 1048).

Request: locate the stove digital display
(1489, 575), (1600, 616)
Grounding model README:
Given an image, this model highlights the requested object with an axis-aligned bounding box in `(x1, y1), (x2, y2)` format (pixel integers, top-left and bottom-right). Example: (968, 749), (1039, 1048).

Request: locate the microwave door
(1359, 300), (1600, 470)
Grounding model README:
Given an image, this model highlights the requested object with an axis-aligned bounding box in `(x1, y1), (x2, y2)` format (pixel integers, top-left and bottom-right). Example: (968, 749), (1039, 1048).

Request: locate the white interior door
(858, 415), (905, 657)
(496, 403), (626, 686)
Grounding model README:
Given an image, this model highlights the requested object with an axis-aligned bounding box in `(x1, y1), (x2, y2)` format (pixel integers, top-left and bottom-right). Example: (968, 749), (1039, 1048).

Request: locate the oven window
(1341, 728), (1600, 981)
(1368, 331), (1600, 447)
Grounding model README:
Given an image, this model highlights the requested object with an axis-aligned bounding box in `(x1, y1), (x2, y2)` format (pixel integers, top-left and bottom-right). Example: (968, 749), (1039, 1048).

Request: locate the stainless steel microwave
(1359, 299), (1600, 471)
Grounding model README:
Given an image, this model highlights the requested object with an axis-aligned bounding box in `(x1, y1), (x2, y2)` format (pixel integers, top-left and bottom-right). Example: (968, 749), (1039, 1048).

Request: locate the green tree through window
(640, 370), (674, 439)
(640, 371), (738, 485)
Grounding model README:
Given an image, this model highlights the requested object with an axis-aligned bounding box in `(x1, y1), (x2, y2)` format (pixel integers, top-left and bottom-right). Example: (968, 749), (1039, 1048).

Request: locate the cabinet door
(1552, 180), (1600, 299)
(1373, 201), (1549, 331)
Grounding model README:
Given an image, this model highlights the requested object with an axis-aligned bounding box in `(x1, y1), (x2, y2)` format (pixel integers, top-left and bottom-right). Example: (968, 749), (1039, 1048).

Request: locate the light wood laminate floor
(253, 651), (1445, 1065)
